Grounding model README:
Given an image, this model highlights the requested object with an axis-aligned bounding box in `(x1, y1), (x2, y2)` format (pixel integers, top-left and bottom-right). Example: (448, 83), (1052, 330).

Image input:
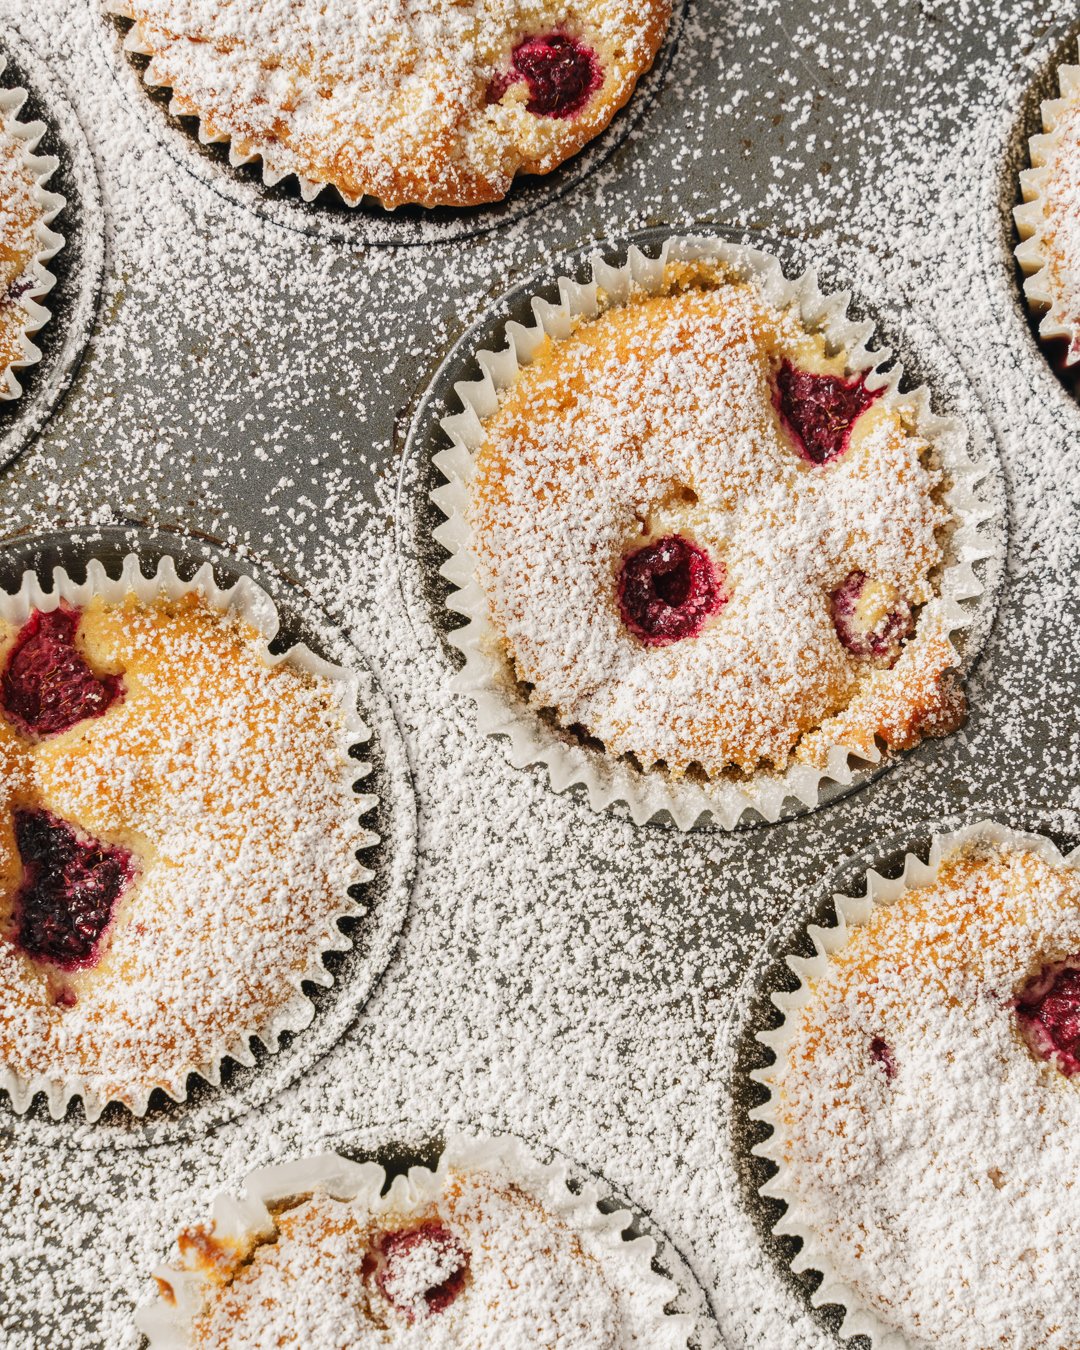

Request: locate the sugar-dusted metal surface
(0, 1), (1077, 1347)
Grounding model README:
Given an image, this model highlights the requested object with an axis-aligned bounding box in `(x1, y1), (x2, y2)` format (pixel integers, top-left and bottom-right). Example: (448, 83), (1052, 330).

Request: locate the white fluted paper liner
(432, 234), (999, 830)
(103, 1), (362, 207)
(136, 1130), (694, 1347)
(748, 819), (1079, 1350)
(0, 552), (377, 1122)
(0, 55), (65, 400)
(1014, 43), (1080, 358)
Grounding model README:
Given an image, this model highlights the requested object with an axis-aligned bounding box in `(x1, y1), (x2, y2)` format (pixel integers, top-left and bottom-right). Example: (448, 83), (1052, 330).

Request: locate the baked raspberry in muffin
(0, 585), (370, 1117)
(464, 258), (966, 783)
(106, 0), (672, 208)
(1015, 46), (1080, 361)
(755, 828), (1080, 1349)
(137, 1135), (691, 1347)
(0, 68), (64, 399)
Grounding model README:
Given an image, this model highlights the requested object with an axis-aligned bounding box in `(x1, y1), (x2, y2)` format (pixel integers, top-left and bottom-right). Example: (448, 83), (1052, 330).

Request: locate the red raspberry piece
(486, 33), (601, 119)
(13, 809), (135, 970)
(870, 1036), (897, 1080)
(374, 1223), (469, 1321)
(1, 606), (122, 738)
(774, 358), (883, 466)
(830, 570), (913, 668)
(1015, 959), (1080, 1077)
(618, 535), (727, 647)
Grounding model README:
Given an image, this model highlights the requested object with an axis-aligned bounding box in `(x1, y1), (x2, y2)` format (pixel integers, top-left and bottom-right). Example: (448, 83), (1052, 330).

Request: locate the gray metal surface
(0, 1), (1075, 1347)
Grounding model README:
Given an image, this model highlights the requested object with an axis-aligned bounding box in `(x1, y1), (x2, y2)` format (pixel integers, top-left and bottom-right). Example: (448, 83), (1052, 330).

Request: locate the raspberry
(774, 358), (883, 466)
(486, 33), (601, 119)
(830, 570), (913, 668)
(1015, 959), (1080, 1077)
(13, 809), (134, 970)
(870, 1036), (897, 1080)
(617, 535), (726, 646)
(375, 1223), (469, 1320)
(1, 606), (122, 738)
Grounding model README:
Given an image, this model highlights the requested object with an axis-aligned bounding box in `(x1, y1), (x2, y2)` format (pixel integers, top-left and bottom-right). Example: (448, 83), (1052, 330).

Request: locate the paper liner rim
(0, 552), (378, 1123)
(746, 818), (1080, 1349)
(134, 1130), (695, 1348)
(1013, 41), (1080, 359)
(431, 233), (1000, 830)
(0, 54), (67, 402)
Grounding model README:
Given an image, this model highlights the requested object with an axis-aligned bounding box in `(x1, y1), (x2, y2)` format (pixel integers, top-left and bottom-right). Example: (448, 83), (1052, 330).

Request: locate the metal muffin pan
(0, 523), (417, 1149)
(1, 0), (1075, 1347)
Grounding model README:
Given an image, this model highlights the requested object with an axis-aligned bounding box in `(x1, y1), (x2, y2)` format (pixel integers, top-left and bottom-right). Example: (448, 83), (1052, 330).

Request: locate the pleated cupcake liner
(1014, 40), (1080, 359)
(0, 552), (377, 1122)
(432, 232), (1000, 829)
(0, 54), (65, 401)
(136, 1130), (695, 1347)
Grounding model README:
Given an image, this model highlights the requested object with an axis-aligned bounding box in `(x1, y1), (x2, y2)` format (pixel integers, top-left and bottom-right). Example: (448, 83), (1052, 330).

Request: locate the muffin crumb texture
(469, 268), (962, 780)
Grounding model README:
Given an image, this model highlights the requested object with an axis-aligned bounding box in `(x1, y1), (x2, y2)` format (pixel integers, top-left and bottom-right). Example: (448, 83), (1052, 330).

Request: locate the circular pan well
(0, 28), (105, 472)
(97, 1), (687, 249)
(0, 522), (417, 1148)
(396, 223), (1008, 831)
(715, 807), (1080, 1350)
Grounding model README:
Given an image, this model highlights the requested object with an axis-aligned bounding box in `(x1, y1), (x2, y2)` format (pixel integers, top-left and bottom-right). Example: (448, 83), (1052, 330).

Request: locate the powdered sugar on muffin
(466, 261), (961, 780)
(0, 589), (370, 1116)
(143, 1138), (689, 1347)
(105, 0), (672, 208)
(758, 833), (1080, 1349)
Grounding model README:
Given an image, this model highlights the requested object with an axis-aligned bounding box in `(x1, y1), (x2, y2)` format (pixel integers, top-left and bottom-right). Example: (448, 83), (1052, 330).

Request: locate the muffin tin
(1, 1), (1077, 1347)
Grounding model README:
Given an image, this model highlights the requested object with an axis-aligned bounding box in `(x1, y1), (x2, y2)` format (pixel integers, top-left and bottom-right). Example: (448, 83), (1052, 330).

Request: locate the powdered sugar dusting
(466, 269), (956, 776)
(0, 0), (1076, 1348)
(106, 0), (672, 208)
(161, 1141), (688, 1347)
(754, 829), (1080, 1348)
(0, 581), (374, 1119)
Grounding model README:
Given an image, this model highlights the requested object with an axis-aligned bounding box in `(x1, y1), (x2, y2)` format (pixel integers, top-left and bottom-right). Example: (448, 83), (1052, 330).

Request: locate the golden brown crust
(469, 271), (961, 779)
(0, 593), (360, 1108)
(109, 0), (673, 209)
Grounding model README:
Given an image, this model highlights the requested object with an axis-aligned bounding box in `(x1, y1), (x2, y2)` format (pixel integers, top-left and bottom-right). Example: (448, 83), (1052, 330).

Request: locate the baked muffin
(0, 71), (63, 398)
(138, 1136), (691, 1347)
(0, 587), (369, 1117)
(106, 0), (672, 208)
(465, 259), (966, 784)
(755, 829), (1080, 1349)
